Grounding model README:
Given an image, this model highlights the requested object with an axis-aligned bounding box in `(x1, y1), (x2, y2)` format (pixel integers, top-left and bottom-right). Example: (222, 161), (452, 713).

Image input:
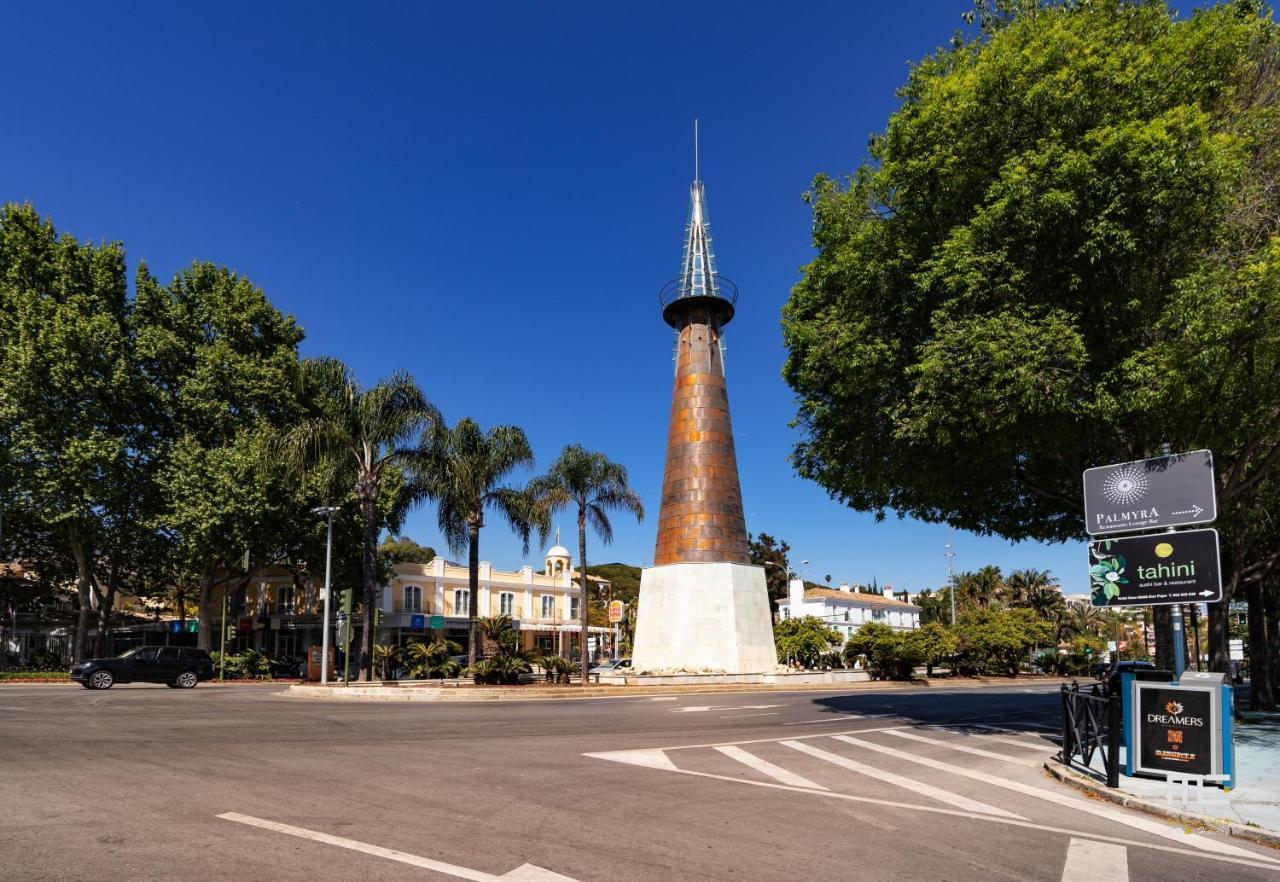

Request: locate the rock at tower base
(630, 562), (778, 674)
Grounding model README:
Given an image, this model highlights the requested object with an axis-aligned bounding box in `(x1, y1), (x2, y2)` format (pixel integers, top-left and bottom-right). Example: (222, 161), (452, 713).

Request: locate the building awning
(518, 623), (611, 634)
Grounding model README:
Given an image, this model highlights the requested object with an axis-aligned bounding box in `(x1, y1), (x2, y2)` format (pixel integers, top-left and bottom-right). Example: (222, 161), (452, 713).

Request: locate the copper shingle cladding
(652, 304), (751, 566)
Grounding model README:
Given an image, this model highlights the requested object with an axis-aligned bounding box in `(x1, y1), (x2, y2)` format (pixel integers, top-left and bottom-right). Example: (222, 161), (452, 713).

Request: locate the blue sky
(3, 0), (1184, 595)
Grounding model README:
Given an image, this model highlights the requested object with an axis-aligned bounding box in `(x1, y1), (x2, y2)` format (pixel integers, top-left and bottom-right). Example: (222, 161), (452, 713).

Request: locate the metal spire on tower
(660, 123), (738, 327)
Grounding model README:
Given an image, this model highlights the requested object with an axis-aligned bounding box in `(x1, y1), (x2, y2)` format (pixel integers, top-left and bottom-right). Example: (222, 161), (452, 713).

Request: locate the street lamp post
(312, 506), (339, 685)
(945, 528), (956, 626)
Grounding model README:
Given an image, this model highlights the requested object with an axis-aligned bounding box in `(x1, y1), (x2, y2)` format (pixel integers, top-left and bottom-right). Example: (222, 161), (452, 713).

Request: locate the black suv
(71, 646), (215, 690)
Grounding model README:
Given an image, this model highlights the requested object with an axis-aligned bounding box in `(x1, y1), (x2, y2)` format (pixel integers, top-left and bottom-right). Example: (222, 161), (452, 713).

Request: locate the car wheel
(175, 670), (199, 689)
(89, 669), (114, 690)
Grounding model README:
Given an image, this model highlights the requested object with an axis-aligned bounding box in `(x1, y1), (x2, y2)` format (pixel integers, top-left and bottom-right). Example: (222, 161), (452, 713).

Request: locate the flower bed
(0, 671), (71, 682)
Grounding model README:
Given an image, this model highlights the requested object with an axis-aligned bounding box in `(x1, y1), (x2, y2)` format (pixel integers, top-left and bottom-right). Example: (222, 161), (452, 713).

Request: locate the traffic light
(225, 625), (236, 641)
(373, 608), (383, 629)
(338, 588), (353, 614)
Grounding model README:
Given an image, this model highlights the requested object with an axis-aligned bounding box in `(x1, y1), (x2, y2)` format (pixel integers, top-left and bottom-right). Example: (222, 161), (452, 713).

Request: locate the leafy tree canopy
(783, 0), (1280, 553)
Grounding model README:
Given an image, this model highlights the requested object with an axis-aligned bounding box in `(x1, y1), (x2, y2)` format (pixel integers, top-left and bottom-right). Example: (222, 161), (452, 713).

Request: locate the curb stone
(284, 676), (1079, 702)
(1043, 760), (1280, 851)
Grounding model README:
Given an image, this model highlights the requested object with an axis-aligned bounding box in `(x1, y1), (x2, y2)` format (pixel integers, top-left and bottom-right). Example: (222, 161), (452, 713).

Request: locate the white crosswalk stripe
(886, 729), (1040, 765)
(1061, 838), (1128, 882)
(781, 739), (1023, 819)
(713, 745), (829, 790)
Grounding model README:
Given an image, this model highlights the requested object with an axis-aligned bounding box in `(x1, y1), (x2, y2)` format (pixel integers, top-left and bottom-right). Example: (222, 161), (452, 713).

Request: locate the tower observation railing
(659, 274), (739, 312)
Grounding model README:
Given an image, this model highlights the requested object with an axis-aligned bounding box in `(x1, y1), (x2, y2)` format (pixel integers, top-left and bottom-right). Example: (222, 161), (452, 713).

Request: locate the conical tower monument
(630, 135), (778, 674)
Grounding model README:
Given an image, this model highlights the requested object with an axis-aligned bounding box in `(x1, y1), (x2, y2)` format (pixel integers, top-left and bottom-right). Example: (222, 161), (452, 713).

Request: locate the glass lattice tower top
(660, 178), (738, 328)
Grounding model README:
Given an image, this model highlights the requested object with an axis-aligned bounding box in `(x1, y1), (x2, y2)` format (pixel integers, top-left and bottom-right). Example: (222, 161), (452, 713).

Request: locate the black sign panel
(1089, 528), (1222, 607)
(1137, 686), (1212, 776)
(1083, 450), (1217, 535)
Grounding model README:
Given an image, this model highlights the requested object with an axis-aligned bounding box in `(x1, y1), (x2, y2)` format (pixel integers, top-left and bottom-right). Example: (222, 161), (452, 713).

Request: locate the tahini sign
(1083, 449), (1217, 535)
(1089, 528), (1222, 608)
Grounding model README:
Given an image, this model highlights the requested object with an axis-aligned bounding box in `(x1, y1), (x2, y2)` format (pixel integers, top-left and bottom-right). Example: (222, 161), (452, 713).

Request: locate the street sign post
(1083, 449), (1216, 535)
(1089, 528), (1222, 608)
(607, 601), (625, 661)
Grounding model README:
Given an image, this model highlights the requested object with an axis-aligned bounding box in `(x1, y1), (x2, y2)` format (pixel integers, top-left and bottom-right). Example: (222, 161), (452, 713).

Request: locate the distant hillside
(586, 562), (641, 604)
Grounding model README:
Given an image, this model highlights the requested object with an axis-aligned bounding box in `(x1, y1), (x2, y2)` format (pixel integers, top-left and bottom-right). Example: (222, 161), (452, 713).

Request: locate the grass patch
(0, 671), (70, 681)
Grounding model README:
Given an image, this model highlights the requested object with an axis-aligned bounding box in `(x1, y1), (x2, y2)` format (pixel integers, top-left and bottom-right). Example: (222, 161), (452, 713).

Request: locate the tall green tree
(134, 261), (306, 651)
(280, 358), (440, 681)
(413, 418), (537, 671)
(782, 0), (1280, 675)
(0, 204), (144, 661)
(528, 445), (644, 683)
(748, 533), (793, 601)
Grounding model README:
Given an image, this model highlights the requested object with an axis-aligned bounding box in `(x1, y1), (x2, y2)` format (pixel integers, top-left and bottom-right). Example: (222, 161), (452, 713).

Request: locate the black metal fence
(1060, 681), (1121, 788)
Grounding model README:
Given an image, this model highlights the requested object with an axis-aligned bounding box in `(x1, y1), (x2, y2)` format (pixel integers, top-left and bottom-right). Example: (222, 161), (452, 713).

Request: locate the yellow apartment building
(214, 544), (613, 662)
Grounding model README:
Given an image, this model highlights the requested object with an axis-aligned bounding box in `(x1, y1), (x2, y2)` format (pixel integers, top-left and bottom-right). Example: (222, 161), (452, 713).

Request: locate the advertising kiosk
(1122, 670), (1235, 788)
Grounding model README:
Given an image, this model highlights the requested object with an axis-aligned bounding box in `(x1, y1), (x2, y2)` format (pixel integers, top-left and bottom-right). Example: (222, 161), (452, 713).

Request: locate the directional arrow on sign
(1173, 504), (1205, 518)
(1199, 590), (1216, 597)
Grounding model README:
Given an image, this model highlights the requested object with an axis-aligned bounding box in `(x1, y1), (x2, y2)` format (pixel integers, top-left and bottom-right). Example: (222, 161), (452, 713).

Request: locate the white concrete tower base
(630, 562), (778, 674)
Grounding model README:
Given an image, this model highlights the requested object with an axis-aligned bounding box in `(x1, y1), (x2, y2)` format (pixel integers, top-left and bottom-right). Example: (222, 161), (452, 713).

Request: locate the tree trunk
(1247, 581), (1274, 711)
(68, 526), (93, 663)
(94, 579), (117, 658)
(1265, 585), (1280, 712)
(197, 560), (217, 652)
(467, 522), (479, 671)
(578, 507), (589, 686)
(1207, 595), (1231, 674)
(360, 488), (380, 683)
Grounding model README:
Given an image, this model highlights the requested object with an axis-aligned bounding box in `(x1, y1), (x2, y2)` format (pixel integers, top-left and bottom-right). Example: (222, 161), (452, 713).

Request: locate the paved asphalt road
(2, 681), (1277, 881)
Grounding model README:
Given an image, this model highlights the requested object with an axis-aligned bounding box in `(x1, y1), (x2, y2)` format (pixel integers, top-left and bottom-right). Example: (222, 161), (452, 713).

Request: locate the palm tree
(279, 357), (441, 681)
(528, 445), (643, 685)
(413, 418), (538, 670)
(402, 637), (463, 679)
(1007, 569), (1063, 615)
(1057, 599), (1108, 643)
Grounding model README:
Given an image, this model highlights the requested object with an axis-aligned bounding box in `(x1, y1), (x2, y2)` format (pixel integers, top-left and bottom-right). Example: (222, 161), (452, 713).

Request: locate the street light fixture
(312, 506), (339, 685)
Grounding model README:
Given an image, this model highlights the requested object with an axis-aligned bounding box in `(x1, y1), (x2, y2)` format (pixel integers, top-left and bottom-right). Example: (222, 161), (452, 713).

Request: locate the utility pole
(312, 506), (338, 685)
(945, 527), (957, 626)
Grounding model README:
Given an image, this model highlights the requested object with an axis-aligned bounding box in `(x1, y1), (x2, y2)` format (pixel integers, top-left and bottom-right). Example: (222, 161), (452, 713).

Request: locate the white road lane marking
(833, 736), (1275, 863)
(647, 697), (677, 701)
(782, 713), (894, 726)
(583, 755), (1280, 872)
(719, 712), (780, 719)
(217, 813), (576, 881)
(581, 748), (680, 771)
(714, 745), (830, 790)
(674, 704), (782, 713)
(781, 739), (1024, 819)
(927, 726), (1055, 751)
(1062, 837), (1128, 882)
(887, 729), (1039, 766)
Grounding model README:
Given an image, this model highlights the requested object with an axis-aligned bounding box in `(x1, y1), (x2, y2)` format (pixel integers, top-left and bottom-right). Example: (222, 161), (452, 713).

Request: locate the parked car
(70, 646), (216, 690)
(1102, 660), (1159, 696)
(590, 658), (632, 676)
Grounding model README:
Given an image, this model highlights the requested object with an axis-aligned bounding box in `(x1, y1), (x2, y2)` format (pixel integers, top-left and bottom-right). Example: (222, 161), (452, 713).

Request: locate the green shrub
(211, 649), (272, 680)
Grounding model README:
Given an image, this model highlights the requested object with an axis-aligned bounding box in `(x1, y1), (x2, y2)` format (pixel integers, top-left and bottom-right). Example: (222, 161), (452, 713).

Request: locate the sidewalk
(1049, 715), (1280, 848)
